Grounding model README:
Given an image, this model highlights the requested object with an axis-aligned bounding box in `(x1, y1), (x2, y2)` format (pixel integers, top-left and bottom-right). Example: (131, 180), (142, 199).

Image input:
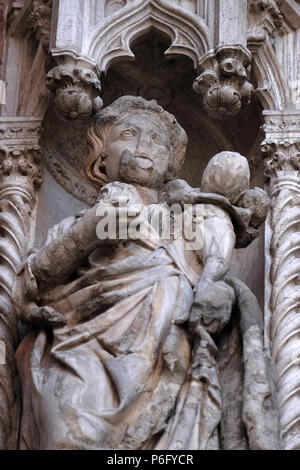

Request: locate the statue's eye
(121, 129), (136, 137)
(152, 133), (161, 143)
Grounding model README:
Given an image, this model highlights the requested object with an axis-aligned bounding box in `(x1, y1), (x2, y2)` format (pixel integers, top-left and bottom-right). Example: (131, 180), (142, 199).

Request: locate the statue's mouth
(134, 155), (153, 169)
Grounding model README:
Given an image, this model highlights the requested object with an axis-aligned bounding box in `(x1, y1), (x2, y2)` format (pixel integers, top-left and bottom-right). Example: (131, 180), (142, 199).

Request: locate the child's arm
(189, 205), (236, 334)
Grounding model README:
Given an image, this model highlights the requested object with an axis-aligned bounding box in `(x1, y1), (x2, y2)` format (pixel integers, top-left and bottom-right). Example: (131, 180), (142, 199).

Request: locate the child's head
(201, 152), (250, 204)
(240, 188), (270, 228)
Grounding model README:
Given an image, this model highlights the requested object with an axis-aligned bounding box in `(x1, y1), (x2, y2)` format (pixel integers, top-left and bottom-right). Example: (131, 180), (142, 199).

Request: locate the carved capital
(248, 0), (283, 46)
(0, 146), (42, 192)
(262, 111), (300, 179)
(262, 140), (300, 177)
(28, 0), (52, 49)
(0, 118), (43, 202)
(193, 46), (254, 120)
(46, 64), (103, 120)
(8, 0), (52, 50)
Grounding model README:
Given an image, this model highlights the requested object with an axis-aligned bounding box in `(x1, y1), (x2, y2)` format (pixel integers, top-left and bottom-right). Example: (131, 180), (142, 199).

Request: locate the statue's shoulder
(203, 202), (233, 220)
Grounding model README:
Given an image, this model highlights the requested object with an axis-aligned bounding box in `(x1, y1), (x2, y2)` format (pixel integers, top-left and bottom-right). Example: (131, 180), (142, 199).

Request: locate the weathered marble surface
(13, 97), (279, 450)
(0, 0), (299, 452)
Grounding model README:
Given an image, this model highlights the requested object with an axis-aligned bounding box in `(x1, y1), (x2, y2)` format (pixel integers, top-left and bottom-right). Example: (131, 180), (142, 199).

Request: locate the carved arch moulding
(87, 0), (211, 72)
(49, 0), (258, 121)
(51, 0), (211, 72)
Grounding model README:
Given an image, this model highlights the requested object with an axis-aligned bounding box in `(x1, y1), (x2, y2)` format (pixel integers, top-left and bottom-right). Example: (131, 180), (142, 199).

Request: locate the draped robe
(13, 183), (279, 450)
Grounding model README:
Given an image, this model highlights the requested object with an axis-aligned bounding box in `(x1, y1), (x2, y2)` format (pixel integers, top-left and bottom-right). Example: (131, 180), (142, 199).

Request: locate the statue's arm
(199, 206), (236, 283)
(31, 199), (139, 289)
(13, 199), (137, 326)
(30, 204), (103, 289)
(12, 205), (105, 326)
(188, 206), (236, 332)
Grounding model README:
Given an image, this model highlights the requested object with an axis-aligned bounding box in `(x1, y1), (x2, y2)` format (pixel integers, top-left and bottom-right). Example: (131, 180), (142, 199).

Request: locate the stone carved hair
(86, 96), (188, 187)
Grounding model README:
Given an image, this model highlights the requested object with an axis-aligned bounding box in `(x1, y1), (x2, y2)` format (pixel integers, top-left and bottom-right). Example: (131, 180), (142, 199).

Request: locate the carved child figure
(13, 96), (278, 450)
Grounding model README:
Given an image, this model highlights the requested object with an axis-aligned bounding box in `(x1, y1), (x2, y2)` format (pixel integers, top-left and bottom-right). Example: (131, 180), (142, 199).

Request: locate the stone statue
(13, 96), (279, 450)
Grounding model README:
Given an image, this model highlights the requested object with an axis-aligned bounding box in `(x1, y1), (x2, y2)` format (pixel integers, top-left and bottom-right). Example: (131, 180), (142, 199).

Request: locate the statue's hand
(163, 179), (197, 206)
(189, 280), (234, 336)
(26, 306), (66, 328)
(95, 197), (142, 245)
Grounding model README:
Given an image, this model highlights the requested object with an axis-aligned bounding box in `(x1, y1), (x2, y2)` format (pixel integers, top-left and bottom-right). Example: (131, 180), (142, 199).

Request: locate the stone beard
(13, 96), (278, 450)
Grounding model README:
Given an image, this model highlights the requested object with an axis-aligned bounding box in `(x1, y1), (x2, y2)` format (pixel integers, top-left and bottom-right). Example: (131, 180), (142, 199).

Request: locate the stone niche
(37, 29), (265, 307)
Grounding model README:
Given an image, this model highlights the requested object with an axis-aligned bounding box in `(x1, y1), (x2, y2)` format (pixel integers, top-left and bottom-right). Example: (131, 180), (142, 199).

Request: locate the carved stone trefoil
(46, 64), (103, 120)
(193, 46), (254, 120)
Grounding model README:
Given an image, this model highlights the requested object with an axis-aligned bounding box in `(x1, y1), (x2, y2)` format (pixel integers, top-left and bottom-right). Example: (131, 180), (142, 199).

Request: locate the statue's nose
(135, 133), (152, 155)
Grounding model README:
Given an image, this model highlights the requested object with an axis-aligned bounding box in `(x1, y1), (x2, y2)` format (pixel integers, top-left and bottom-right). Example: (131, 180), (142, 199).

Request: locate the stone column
(262, 110), (300, 450)
(0, 117), (42, 449)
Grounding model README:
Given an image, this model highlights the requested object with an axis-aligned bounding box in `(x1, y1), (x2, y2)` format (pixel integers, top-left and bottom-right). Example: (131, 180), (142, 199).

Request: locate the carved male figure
(13, 96), (279, 450)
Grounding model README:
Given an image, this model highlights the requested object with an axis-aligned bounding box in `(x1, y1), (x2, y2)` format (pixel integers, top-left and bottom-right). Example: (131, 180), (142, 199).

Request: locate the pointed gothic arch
(250, 37), (290, 110)
(86, 0), (211, 72)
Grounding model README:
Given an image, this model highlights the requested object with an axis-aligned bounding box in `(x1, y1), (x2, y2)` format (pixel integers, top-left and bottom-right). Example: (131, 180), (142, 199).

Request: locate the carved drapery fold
(263, 111), (300, 450)
(1, 0), (299, 450)
(0, 118), (42, 449)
